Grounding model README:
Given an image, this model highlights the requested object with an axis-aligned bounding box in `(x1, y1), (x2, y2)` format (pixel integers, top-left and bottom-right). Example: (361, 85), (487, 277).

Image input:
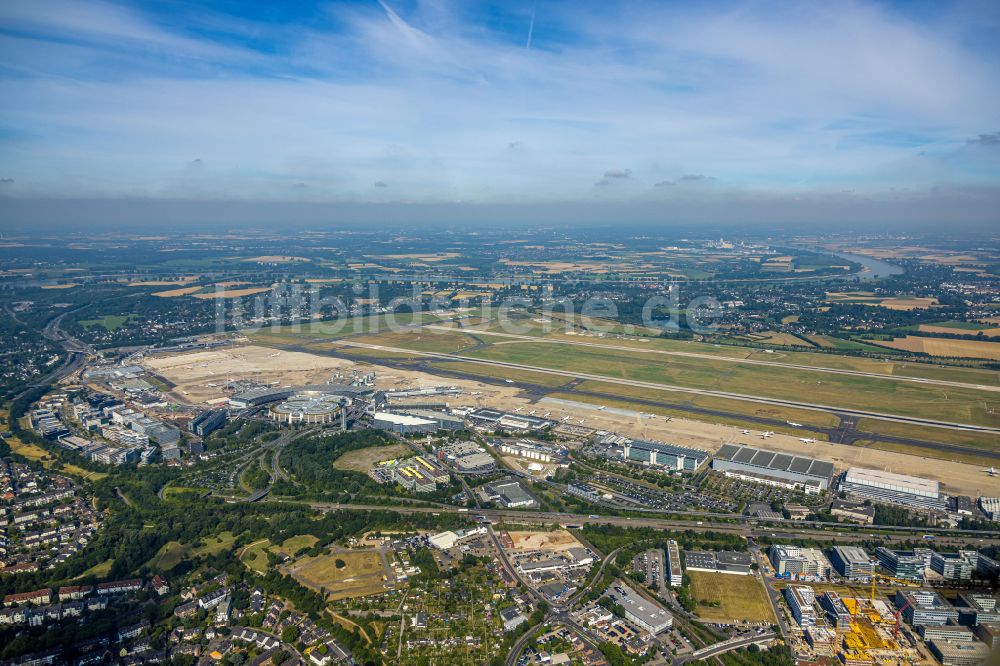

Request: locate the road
(678, 633), (778, 664)
(423, 325), (1000, 394)
(289, 501), (1000, 546)
(325, 339), (1000, 434)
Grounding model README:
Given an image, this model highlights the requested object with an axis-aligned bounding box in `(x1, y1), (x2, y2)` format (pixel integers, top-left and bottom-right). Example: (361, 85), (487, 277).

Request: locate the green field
(79, 314), (138, 330)
(856, 418), (1000, 455)
(248, 315), (1000, 437)
(687, 571), (776, 624)
(463, 340), (999, 427)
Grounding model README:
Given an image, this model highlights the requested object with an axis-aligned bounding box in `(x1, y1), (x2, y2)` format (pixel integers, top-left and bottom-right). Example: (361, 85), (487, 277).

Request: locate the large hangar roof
(716, 443), (833, 479)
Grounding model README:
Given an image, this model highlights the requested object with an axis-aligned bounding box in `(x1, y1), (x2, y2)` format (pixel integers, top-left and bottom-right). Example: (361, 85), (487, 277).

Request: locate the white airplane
(786, 421), (803, 427)
(504, 379), (515, 384)
(598, 405), (607, 411)
(578, 418), (585, 424)
(985, 467), (997, 477)
(562, 416), (571, 422)
(513, 407), (523, 413)
(799, 438), (816, 444)
(542, 412), (551, 417)
(528, 410), (536, 415)
(741, 430), (751, 435)
(760, 431), (774, 438)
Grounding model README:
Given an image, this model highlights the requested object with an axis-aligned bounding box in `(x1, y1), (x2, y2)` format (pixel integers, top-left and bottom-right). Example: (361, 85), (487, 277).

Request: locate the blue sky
(1, 0), (999, 226)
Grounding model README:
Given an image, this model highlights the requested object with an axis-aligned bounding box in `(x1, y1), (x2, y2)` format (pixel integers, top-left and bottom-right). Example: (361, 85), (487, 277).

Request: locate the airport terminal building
(712, 444), (834, 493)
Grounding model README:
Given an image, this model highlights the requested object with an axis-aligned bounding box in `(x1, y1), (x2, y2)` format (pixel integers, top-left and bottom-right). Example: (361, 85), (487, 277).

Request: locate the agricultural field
(686, 571), (775, 624)
(152, 286), (203, 297)
(875, 335), (1000, 360)
(288, 549), (391, 601)
(333, 443), (411, 472)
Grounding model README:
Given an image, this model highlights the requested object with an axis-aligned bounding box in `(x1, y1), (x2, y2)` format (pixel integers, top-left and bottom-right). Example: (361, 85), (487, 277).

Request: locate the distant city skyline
(1, 0), (999, 227)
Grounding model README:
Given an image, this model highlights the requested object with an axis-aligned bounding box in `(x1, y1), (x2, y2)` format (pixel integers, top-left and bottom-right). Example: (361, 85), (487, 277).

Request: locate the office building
(189, 409), (226, 437)
(784, 586), (817, 627)
(838, 467), (943, 511)
(819, 591), (853, 629)
(829, 499), (875, 524)
(927, 639), (991, 666)
(931, 552), (974, 581)
(770, 545), (832, 579)
(622, 440), (708, 472)
(829, 546), (875, 581)
(666, 540), (683, 587)
(713, 444), (833, 492)
(895, 589), (959, 627)
(876, 548), (926, 582)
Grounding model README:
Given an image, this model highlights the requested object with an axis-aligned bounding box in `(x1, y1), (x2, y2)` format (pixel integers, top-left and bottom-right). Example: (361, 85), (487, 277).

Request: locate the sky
(1, 0), (999, 229)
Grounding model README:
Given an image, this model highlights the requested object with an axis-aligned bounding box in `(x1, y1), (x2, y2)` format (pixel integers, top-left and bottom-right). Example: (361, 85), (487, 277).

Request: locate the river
(832, 251), (904, 279)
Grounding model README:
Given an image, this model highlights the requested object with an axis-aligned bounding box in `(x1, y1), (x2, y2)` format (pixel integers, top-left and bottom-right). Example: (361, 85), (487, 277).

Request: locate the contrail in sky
(526, 1), (536, 49)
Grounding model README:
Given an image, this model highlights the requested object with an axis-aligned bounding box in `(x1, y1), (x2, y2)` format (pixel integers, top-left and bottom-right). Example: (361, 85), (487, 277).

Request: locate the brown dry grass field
(877, 335), (1000, 360)
(869, 297), (940, 311)
(288, 549), (389, 601)
(507, 530), (581, 552)
(192, 286), (272, 299)
(918, 324), (1000, 338)
(333, 444), (411, 472)
(152, 286), (203, 297)
(40, 283), (78, 289)
(687, 571), (775, 624)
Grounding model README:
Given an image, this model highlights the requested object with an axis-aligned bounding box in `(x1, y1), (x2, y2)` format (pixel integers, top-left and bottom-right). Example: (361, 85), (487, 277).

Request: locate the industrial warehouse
(621, 440), (709, 472)
(368, 455), (450, 492)
(711, 443), (834, 492)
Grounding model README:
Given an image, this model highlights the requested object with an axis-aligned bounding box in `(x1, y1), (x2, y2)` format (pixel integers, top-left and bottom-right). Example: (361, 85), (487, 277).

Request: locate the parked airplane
(985, 467), (997, 477)
(598, 405), (607, 410)
(542, 412), (551, 417)
(513, 407), (523, 413)
(799, 438), (816, 444)
(760, 431), (774, 438)
(786, 421), (803, 427)
(527, 410), (536, 415)
(741, 430), (751, 435)
(504, 379), (515, 383)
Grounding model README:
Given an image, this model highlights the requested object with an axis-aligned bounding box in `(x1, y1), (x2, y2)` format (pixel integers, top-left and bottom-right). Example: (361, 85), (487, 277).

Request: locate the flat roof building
(609, 583), (672, 634)
(769, 545), (832, 580)
(876, 548), (926, 582)
(486, 481), (536, 508)
(895, 589), (959, 627)
(666, 540), (683, 588)
(684, 551), (752, 575)
(372, 412), (438, 435)
(839, 467), (943, 511)
(622, 440), (708, 472)
(829, 546), (875, 581)
(927, 639), (991, 666)
(785, 586), (817, 627)
(713, 444), (833, 492)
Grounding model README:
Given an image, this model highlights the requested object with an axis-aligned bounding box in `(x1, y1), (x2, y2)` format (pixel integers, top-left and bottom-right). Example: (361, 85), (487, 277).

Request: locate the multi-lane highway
(288, 501), (1000, 547)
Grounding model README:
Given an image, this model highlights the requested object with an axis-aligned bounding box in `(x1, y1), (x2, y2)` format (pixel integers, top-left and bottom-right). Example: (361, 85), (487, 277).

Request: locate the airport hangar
(712, 443), (834, 493)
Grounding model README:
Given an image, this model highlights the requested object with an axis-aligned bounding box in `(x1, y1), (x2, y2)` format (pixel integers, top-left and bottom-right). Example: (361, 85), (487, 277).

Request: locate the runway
(327, 338), (1000, 434)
